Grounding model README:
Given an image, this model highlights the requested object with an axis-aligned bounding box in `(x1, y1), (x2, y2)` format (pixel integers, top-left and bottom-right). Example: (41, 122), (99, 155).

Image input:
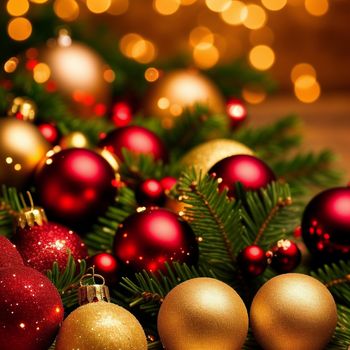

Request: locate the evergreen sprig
(328, 305), (350, 349)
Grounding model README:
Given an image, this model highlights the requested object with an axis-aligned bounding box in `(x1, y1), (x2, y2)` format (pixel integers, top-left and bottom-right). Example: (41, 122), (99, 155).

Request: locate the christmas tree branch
(327, 305), (350, 349)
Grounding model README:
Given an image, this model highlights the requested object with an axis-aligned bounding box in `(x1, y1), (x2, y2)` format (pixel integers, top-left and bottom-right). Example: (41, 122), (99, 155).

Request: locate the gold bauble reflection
(60, 131), (90, 149)
(181, 138), (253, 173)
(56, 302), (147, 350)
(0, 118), (50, 187)
(250, 273), (337, 350)
(41, 41), (111, 117)
(157, 277), (248, 350)
(144, 70), (226, 127)
(7, 96), (37, 122)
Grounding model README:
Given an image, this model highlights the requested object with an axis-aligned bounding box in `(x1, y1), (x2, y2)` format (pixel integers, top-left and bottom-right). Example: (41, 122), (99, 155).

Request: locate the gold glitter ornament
(7, 96), (37, 122)
(0, 118), (50, 187)
(181, 138), (253, 173)
(250, 273), (337, 350)
(157, 277), (248, 350)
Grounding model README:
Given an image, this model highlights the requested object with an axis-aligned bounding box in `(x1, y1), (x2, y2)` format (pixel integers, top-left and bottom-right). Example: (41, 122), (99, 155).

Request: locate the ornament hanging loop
(17, 191), (47, 228)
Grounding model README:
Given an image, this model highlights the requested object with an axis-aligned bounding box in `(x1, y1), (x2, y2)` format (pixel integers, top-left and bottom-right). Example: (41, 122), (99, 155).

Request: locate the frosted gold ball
(144, 70), (226, 127)
(0, 118), (50, 187)
(56, 302), (147, 350)
(250, 273), (337, 350)
(157, 277), (248, 350)
(181, 138), (253, 173)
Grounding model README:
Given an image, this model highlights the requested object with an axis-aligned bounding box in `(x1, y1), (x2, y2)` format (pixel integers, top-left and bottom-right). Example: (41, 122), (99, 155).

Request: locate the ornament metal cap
(79, 267), (110, 305)
(8, 97), (37, 122)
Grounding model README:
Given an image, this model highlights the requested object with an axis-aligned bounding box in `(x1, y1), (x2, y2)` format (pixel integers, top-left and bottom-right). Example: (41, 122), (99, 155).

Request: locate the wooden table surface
(248, 93), (350, 180)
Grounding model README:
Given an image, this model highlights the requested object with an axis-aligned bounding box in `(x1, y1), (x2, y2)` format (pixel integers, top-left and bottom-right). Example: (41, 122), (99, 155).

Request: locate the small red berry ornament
(111, 101), (132, 127)
(0, 266), (64, 350)
(0, 236), (24, 268)
(226, 98), (247, 129)
(88, 253), (119, 285)
(113, 208), (198, 272)
(160, 176), (177, 192)
(302, 187), (350, 262)
(98, 125), (167, 162)
(38, 123), (60, 144)
(237, 245), (267, 277)
(267, 239), (301, 273)
(209, 154), (276, 197)
(136, 179), (165, 206)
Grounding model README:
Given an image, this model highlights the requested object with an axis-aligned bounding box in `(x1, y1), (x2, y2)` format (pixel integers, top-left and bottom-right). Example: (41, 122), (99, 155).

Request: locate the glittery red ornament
(0, 266), (63, 350)
(209, 155), (276, 197)
(160, 176), (177, 192)
(267, 239), (301, 273)
(35, 148), (116, 228)
(226, 98), (247, 129)
(111, 101), (132, 127)
(88, 252), (119, 285)
(38, 123), (60, 144)
(98, 125), (167, 162)
(136, 179), (165, 206)
(237, 245), (267, 277)
(302, 187), (350, 262)
(113, 208), (198, 273)
(0, 236), (24, 268)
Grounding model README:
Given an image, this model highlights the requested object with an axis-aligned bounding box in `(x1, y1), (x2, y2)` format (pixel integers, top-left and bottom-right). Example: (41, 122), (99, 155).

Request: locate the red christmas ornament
(113, 208), (198, 273)
(88, 252), (119, 285)
(209, 154), (276, 197)
(35, 148), (116, 228)
(226, 98), (247, 129)
(160, 176), (177, 192)
(0, 236), (24, 269)
(302, 187), (350, 262)
(237, 245), (267, 277)
(0, 266), (63, 350)
(111, 101), (132, 127)
(136, 179), (165, 206)
(38, 123), (60, 144)
(98, 125), (167, 162)
(267, 239), (301, 273)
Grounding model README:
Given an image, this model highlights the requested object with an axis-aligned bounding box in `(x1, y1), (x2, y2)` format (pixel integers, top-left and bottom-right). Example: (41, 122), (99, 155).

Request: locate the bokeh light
(180, 0), (197, 5)
(103, 69), (115, 82)
(145, 67), (160, 82)
(193, 45), (219, 69)
(242, 85), (267, 104)
(153, 0), (180, 15)
(249, 26), (274, 45)
(120, 33), (143, 56)
(291, 63), (316, 83)
(249, 45), (275, 70)
(294, 75), (321, 103)
(305, 0), (329, 16)
(4, 57), (19, 73)
(33, 63), (51, 83)
(189, 26), (214, 47)
(54, 0), (80, 21)
(7, 0), (30, 17)
(131, 40), (156, 63)
(30, 0), (48, 3)
(7, 17), (32, 41)
(206, 0), (231, 13)
(108, 0), (129, 15)
(243, 4), (267, 30)
(261, 0), (287, 12)
(220, 1), (247, 25)
(86, 0), (111, 14)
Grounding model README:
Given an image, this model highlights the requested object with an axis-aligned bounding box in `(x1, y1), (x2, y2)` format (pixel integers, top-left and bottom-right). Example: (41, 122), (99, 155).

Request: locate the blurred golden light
(242, 85), (266, 104)
(261, 0), (287, 11)
(193, 45), (219, 69)
(120, 33), (143, 56)
(33, 63), (51, 83)
(8, 17), (32, 41)
(103, 69), (115, 82)
(169, 104), (183, 116)
(14, 164), (22, 171)
(145, 67), (160, 82)
(220, 1), (247, 25)
(4, 57), (19, 73)
(30, 0), (48, 3)
(7, 0), (30, 16)
(180, 0), (197, 5)
(158, 97), (170, 109)
(305, 0), (328, 16)
(108, 0), (129, 15)
(249, 26), (274, 45)
(53, 0), (80, 21)
(294, 75), (321, 103)
(249, 45), (275, 70)
(86, 0), (111, 13)
(131, 40), (156, 64)
(243, 4), (267, 30)
(153, 0), (180, 15)
(189, 26), (214, 47)
(290, 63), (316, 83)
(206, 0), (231, 13)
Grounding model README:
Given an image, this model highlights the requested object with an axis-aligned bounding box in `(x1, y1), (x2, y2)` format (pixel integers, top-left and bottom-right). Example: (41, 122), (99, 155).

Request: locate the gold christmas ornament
(144, 70), (226, 127)
(250, 273), (337, 350)
(0, 118), (50, 187)
(7, 96), (37, 122)
(157, 277), (248, 350)
(59, 131), (90, 149)
(181, 138), (253, 173)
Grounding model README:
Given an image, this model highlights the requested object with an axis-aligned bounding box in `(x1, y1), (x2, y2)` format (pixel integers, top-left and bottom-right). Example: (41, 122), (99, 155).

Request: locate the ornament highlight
(87, 253), (119, 285)
(59, 131), (90, 149)
(0, 236), (24, 268)
(237, 245), (267, 277)
(38, 123), (60, 144)
(226, 98), (247, 129)
(157, 277), (248, 350)
(111, 101), (132, 127)
(250, 273), (337, 350)
(135, 179), (165, 206)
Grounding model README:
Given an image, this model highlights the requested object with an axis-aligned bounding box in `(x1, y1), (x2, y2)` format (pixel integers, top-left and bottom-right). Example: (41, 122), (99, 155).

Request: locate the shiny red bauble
(209, 154), (276, 197)
(267, 239), (301, 273)
(88, 252), (119, 285)
(0, 236), (24, 268)
(113, 208), (198, 273)
(226, 98), (247, 129)
(160, 176), (177, 192)
(111, 101), (132, 127)
(0, 266), (63, 350)
(38, 123), (60, 144)
(237, 245), (267, 277)
(35, 148), (116, 228)
(13, 222), (88, 273)
(136, 179), (165, 206)
(302, 187), (350, 262)
(98, 125), (167, 162)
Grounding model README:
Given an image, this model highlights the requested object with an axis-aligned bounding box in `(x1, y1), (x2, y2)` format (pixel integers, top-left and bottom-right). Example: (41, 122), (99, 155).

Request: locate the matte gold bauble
(7, 96), (37, 122)
(144, 70), (226, 127)
(41, 41), (111, 117)
(157, 277), (248, 350)
(181, 138), (253, 173)
(250, 273), (337, 350)
(55, 301), (147, 350)
(0, 118), (50, 187)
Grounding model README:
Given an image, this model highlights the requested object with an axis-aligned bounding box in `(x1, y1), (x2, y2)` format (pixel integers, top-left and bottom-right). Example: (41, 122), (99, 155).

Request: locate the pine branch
(327, 305), (350, 349)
